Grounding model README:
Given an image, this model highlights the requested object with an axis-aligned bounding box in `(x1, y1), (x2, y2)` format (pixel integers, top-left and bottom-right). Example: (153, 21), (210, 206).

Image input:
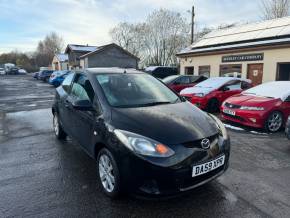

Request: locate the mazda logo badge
(201, 138), (210, 149)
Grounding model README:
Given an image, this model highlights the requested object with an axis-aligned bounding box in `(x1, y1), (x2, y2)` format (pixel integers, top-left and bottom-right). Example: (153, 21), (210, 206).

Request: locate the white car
(18, 69), (27, 75)
(0, 68), (5, 75)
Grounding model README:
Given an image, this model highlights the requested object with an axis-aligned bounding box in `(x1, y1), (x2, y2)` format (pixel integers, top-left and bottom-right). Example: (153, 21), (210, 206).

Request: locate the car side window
(62, 73), (75, 93)
(241, 81), (251, 90)
(224, 80), (242, 91)
(180, 76), (190, 84)
(173, 78), (182, 85)
(71, 74), (95, 102)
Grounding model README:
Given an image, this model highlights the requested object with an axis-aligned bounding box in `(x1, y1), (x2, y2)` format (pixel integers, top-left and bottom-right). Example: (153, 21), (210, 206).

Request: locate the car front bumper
(221, 106), (267, 129)
(116, 140), (230, 196)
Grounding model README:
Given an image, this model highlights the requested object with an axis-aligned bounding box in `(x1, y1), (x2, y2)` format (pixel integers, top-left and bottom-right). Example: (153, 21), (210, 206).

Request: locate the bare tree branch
(260, 0), (290, 20)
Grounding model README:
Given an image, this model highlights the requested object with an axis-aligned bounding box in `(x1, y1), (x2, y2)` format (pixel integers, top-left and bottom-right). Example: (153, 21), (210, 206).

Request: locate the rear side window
(62, 73), (75, 93)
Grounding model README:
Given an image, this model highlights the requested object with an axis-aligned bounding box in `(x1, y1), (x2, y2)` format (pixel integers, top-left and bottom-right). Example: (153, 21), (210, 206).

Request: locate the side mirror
(221, 86), (230, 92)
(72, 99), (94, 111)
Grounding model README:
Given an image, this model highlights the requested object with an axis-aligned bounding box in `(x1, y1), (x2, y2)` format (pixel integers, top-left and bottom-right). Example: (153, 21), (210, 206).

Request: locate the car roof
(85, 67), (143, 75)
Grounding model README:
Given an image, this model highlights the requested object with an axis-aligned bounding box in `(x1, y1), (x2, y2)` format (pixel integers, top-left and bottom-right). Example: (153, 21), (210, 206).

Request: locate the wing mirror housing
(72, 99), (94, 111)
(221, 86), (230, 92)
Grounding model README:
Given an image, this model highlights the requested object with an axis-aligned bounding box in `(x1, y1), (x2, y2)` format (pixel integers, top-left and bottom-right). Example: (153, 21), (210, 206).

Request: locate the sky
(0, 0), (261, 54)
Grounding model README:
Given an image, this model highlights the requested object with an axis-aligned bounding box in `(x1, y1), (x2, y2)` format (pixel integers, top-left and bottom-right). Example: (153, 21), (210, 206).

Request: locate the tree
(110, 9), (190, 67)
(34, 32), (64, 67)
(260, 0), (290, 20)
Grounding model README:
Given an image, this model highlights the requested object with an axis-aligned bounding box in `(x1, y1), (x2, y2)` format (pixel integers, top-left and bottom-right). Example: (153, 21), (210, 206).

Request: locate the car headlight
(240, 106), (264, 111)
(195, 93), (205, 97)
(209, 114), (228, 140)
(114, 129), (175, 157)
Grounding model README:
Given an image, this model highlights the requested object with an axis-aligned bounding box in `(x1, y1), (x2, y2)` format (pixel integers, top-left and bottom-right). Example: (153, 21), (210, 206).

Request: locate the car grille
(222, 112), (245, 121)
(224, 102), (241, 109)
(182, 134), (219, 149)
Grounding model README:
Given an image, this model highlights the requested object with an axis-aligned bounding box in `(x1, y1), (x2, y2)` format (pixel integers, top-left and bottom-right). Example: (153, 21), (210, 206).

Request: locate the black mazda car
(52, 68), (230, 198)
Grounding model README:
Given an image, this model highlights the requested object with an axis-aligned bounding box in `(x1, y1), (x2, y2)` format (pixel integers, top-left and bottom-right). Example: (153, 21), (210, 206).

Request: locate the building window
(198, 66), (210, 77)
(220, 64), (242, 78)
(185, 67), (194, 75)
(277, 63), (290, 81)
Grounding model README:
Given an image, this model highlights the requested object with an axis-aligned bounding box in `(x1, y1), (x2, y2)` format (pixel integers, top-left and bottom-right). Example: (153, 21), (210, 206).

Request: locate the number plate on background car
(192, 155), (225, 177)
(223, 109), (235, 116)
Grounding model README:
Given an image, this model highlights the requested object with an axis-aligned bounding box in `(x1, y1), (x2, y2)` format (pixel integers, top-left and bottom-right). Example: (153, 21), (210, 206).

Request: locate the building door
(247, 64), (263, 86)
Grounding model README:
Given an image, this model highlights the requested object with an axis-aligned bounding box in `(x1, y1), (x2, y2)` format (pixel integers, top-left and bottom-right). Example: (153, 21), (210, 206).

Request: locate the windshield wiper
(139, 101), (172, 107)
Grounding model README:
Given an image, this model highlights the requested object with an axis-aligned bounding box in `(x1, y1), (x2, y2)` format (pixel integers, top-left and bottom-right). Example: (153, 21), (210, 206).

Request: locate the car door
(218, 80), (243, 103)
(69, 74), (101, 153)
(58, 72), (75, 135)
(171, 76), (191, 92)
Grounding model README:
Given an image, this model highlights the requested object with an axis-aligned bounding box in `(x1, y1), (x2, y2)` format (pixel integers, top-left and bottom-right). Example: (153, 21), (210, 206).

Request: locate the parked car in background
(180, 77), (252, 113)
(286, 116), (290, 139)
(145, 66), (177, 79)
(18, 69), (27, 75)
(33, 72), (39, 79)
(221, 81), (290, 133)
(0, 67), (5, 75)
(163, 75), (208, 93)
(6, 67), (19, 75)
(38, 70), (54, 82)
(52, 68), (230, 198)
(49, 70), (70, 87)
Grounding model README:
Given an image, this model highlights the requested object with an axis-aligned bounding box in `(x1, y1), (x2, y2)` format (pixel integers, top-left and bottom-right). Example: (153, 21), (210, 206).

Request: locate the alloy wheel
(98, 154), (115, 193)
(267, 112), (282, 132)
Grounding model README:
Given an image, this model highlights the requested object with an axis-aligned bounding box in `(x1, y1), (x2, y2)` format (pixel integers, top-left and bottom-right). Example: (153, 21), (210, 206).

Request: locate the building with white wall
(177, 16), (290, 86)
(52, 54), (69, 71)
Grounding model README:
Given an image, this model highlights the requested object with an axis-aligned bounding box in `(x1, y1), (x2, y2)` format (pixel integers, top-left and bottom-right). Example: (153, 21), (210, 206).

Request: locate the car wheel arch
(265, 110), (284, 131)
(94, 142), (107, 159)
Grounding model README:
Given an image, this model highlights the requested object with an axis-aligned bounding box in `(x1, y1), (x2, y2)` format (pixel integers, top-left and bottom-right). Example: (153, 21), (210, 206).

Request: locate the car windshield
(242, 81), (290, 100)
(96, 73), (180, 108)
(162, 75), (179, 83)
(195, 77), (235, 89)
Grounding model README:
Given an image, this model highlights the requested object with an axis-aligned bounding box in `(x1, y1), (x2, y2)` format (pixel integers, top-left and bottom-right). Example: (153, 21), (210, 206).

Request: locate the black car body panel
(286, 116), (290, 140)
(111, 102), (218, 145)
(52, 68), (230, 196)
(145, 66), (178, 79)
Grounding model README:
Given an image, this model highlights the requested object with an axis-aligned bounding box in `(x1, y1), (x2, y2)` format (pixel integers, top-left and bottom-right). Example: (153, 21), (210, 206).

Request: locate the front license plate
(192, 155), (225, 177)
(223, 109), (235, 116)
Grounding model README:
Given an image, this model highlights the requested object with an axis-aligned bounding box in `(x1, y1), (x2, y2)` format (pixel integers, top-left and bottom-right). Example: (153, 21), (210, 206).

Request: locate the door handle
(64, 99), (71, 108)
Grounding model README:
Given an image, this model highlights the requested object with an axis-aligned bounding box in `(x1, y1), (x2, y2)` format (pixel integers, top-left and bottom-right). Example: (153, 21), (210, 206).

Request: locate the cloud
(0, 0), (260, 53)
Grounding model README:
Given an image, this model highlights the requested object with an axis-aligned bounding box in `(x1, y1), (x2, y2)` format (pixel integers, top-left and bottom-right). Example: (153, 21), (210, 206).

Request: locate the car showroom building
(177, 16), (290, 86)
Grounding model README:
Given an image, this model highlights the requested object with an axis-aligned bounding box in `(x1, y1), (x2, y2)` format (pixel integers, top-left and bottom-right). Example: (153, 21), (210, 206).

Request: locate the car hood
(225, 94), (280, 106)
(180, 86), (214, 96)
(111, 102), (219, 145)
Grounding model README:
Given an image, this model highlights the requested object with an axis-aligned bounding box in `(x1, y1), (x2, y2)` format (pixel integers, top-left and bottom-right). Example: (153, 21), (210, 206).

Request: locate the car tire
(53, 113), (67, 139)
(206, 98), (219, 113)
(265, 111), (283, 133)
(97, 148), (121, 199)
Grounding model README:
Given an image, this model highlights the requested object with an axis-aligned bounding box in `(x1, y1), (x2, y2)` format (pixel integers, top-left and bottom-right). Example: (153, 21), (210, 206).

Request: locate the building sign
(222, 53), (264, 63)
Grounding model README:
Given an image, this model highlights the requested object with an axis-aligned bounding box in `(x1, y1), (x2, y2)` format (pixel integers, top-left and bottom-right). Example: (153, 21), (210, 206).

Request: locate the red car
(180, 77), (252, 113)
(221, 81), (290, 132)
(162, 75), (208, 93)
